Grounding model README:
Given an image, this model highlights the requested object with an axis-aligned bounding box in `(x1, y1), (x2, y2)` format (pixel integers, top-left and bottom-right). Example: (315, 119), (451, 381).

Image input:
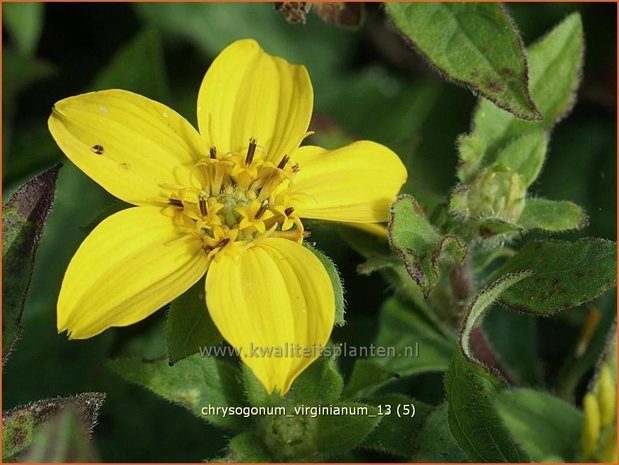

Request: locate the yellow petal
(197, 39), (312, 163)
(58, 207), (209, 339)
(289, 141), (407, 223)
(205, 238), (334, 394)
(49, 89), (208, 205)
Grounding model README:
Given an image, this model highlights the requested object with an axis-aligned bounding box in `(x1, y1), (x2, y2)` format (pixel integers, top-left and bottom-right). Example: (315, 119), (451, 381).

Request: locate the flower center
(162, 138), (303, 258)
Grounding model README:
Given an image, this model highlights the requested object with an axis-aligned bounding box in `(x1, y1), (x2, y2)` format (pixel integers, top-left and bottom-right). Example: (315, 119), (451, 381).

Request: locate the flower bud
(598, 365), (616, 428)
(260, 413), (318, 460)
(581, 392), (601, 459)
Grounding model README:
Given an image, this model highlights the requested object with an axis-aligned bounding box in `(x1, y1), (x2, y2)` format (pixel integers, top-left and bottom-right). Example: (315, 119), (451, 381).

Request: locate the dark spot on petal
(91, 144), (104, 155)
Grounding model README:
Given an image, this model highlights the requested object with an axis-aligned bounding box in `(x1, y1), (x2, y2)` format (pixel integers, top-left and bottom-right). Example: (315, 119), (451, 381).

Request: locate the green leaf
(386, 3), (540, 120)
(361, 394), (432, 458)
(2, 165), (60, 365)
(220, 432), (273, 462)
(3, 3), (44, 56)
(2, 393), (105, 460)
(166, 281), (222, 365)
(460, 273), (531, 361)
(304, 243), (345, 326)
(495, 389), (582, 461)
(412, 402), (467, 462)
(518, 198), (588, 232)
(90, 28), (168, 101)
(289, 357), (343, 404)
(342, 359), (399, 400)
(20, 405), (99, 462)
(447, 273), (531, 462)
(314, 403), (381, 455)
(472, 13), (584, 159)
(446, 352), (527, 462)
(389, 195), (466, 297)
(490, 238), (617, 314)
(108, 355), (247, 430)
(373, 297), (455, 377)
(494, 130), (547, 187)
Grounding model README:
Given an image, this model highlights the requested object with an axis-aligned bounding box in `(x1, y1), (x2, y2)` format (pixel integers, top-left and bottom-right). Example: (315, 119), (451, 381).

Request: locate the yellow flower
(48, 39), (407, 394)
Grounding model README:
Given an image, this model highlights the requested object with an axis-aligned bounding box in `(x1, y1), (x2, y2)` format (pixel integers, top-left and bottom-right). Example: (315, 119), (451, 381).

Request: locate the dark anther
(168, 198), (183, 208)
(91, 144), (105, 155)
(277, 154), (290, 170)
(209, 146), (217, 159)
(216, 238), (230, 249)
(199, 196), (208, 216)
(255, 200), (269, 219)
(284, 207), (295, 216)
(245, 137), (257, 166)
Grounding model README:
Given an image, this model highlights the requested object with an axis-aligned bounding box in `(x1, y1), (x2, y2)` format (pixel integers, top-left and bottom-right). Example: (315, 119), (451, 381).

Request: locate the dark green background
(3, 3), (616, 461)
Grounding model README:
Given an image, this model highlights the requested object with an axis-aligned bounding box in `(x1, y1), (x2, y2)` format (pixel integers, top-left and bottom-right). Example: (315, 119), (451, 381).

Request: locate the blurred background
(2, 2), (616, 461)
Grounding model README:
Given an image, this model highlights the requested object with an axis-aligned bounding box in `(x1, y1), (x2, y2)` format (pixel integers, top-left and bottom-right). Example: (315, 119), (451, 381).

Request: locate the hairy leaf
(108, 355), (247, 430)
(447, 273), (531, 462)
(518, 199), (588, 232)
(2, 165), (60, 365)
(2, 393), (105, 460)
(413, 402), (467, 462)
(495, 389), (582, 461)
(389, 195), (466, 297)
(315, 403), (381, 455)
(446, 352), (527, 462)
(490, 238), (616, 314)
(461, 273), (531, 361)
(472, 13), (584, 159)
(20, 406), (99, 462)
(493, 130), (547, 187)
(386, 3), (540, 120)
(361, 394), (431, 457)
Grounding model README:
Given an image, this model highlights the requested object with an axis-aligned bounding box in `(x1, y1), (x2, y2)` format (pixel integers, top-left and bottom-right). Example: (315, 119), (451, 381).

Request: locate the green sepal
(304, 243), (346, 326)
